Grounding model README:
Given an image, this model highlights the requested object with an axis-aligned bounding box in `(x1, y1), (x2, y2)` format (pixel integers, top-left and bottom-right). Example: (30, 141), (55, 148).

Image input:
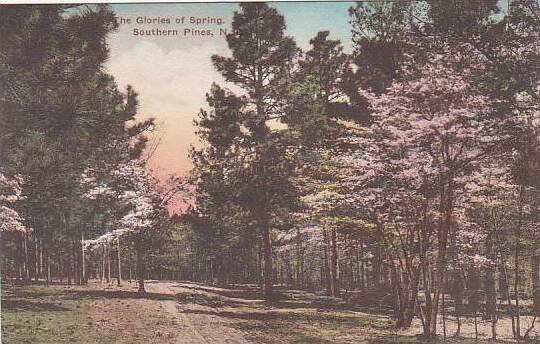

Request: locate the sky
(105, 2), (355, 179)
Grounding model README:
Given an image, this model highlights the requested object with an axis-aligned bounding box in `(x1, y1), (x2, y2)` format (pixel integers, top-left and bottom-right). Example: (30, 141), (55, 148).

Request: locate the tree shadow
(174, 283), (394, 315)
(2, 299), (69, 312)
(175, 291), (250, 308)
(64, 289), (177, 301)
(344, 289), (396, 316)
(2, 290), (54, 299)
(181, 308), (390, 329)
(176, 283), (264, 301)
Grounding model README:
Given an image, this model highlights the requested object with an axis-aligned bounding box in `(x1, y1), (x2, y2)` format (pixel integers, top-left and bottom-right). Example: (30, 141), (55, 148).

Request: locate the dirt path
(145, 281), (254, 344)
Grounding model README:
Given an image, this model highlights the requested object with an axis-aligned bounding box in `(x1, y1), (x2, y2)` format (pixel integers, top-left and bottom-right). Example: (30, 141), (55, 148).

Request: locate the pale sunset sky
(105, 2), (355, 179)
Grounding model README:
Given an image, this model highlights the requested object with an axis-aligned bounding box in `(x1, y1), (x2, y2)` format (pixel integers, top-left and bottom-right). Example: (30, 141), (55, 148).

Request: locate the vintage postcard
(1, 1), (539, 343)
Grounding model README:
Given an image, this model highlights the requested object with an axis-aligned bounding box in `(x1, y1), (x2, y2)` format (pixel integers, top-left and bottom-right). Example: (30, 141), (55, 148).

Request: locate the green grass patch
(1, 284), (116, 344)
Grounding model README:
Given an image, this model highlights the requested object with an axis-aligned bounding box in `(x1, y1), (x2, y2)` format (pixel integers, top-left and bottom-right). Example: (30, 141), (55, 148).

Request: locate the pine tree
(209, 3), (299, 297)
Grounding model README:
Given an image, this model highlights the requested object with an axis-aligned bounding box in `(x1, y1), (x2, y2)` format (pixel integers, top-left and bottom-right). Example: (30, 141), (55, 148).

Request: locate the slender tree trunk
(257, 240), (263, 288)
(514, 230), (521, 338)
(468, 266), (480, 314)
(429, 177), (454, 338)
(501, 254), (517, 335)
(128, 246), (132, 283)
(295, 226), (302, 289)
(327, 228), (339, 296)
(16, 238), (22, 282)
(422, 259), (433, 337)
(81, 233), (86, 284)
(67, 247), (72, 285)
(533, 237), (540, 317)
(23, 234), (30, 282)
(451, 269), (464, 337)
(322, 228), (331, 294)
(100, 246), (105, 285)
(117, 238), (122, 286)
(499, 260), (508, 299)
(34, 238), (39, 282)
(39, 239), (43, 277)
(485, 236), (497, 339)
(71, 239), (79, 285)
(135, 238), (145, 293)
(260, 213), (273, 298)
(360, 241), (366, 290)
(107, 243), (111, 284)
(442, 288), (447, 340)
(513, 185), (525, 338)
(373, 244), (382, 288)
(45, 247), (51, 286)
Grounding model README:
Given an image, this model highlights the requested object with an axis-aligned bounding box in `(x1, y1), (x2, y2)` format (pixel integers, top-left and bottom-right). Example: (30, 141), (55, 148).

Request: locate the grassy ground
(1, 281), (177, 344)
(1, 281), (538, 344)
(1, 282), (115, 344)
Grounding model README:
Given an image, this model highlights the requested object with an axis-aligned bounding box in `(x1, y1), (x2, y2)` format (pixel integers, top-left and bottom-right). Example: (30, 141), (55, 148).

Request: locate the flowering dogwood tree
(0, 172), (27, 234)
(82, 160), (162, 292)
(326, 45), (506, 334)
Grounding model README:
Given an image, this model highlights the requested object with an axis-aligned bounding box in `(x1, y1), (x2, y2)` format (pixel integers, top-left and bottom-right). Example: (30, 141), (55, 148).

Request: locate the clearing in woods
(1, 280), (538, 344)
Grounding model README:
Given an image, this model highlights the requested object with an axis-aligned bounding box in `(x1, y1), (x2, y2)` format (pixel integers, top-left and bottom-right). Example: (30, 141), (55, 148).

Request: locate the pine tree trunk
(512, 185), (525, 338)
(39, 238), (43, 277)
(514, 229), (521, 338)
(260, 213), (273, 298)
(100, 246), (105, 285)
(45, 247), (51, 286)
(81, 233), (86, 284)
(295, 226), (302, 289)
(34, 238), (39, 282)
(117, 238), (122, 286)
(16, 238), (22, 281)
(23, 234), (30, 282)
(372, 244), (382, 288)
(322, 229), (331, 294)
(67, 245), (72, 285)
(71, 239), (79, 285)
(360, 240), (366, 290)
(330, 228), (339, 296)
(107, 243), (111, 284)
(128, 246), (132, 283)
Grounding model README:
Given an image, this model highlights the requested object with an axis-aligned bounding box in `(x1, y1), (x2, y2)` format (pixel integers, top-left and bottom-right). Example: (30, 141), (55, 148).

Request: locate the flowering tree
(0, 172), (27, 234)
(82, 160), (163, 292)
(322, 45), (506, 334)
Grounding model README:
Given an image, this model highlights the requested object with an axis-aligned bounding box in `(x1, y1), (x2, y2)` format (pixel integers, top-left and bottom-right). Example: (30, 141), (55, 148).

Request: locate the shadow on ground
(181, 308), (391, 329)
(174, 282), (394, 316)
(65, 289), (177, 301)
(2, 299), (69, 312)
